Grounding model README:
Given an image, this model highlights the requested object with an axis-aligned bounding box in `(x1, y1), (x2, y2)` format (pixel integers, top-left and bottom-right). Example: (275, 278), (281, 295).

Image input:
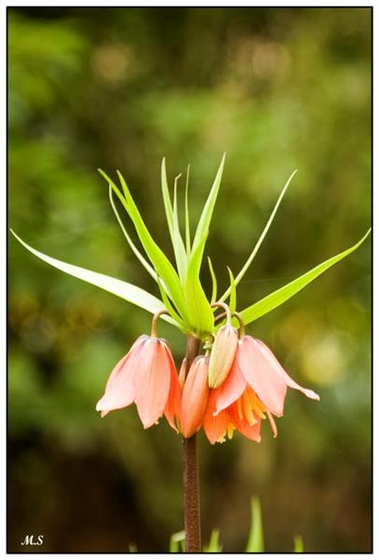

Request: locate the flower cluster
(96, 304), (319, 444)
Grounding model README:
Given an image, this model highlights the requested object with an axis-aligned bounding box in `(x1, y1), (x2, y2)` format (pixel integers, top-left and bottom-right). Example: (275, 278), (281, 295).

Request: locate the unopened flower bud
(208, 324), (238, 388)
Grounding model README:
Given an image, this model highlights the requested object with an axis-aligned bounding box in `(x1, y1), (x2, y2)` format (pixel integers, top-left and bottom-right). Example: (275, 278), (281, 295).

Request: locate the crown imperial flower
(203, 334), (320, 444)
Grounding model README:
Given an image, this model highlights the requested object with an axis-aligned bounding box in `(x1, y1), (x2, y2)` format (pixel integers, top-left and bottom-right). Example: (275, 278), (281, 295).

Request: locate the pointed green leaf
(227, 267), (237, 315)
(161, 159), (187, 281)
(156, 276), (187, 332)
(245, 497), (264, 553)
(192, 154), (226, 253)
(99, 169), (187, 319)
(109, 186), (157, 280)
(10, 230), (178, 326)
(220, 170), (296, 302)
(207, 256), (218, 303)
(116, 169), (187, 313)
(185, 164), (191, 254)
(161, 157), (174, 230)
(240, 230), (371, 325)
(172, 174), (188, 281)
(185, 235), (214, 336)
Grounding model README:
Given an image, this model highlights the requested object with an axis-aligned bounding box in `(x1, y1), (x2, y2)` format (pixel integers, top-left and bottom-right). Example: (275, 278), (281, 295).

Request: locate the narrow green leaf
(156, 276), (187, 332)
(172, 174), (188, 281)
(220, 170), (297, 302)
(245, 497), (264, 552)
(161, 157), (174, 231)
(207, 256), (218, 303)
(185, 235), (214, 336)
(10, 230), (178, 326)
(227, 267), (237, 315)
(192, 154), (226, 253)
(240, 229), (371, 325)
(99, 169), (187, 319)
(116, 169), (187, 313)
(161, 159), (187, 281)
(109, 186), (157, 280)
(184, 164), (191, 254)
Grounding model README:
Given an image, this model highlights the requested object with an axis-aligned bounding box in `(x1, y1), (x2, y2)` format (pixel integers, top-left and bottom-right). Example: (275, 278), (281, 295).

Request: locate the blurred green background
(8, 6), (371, 553)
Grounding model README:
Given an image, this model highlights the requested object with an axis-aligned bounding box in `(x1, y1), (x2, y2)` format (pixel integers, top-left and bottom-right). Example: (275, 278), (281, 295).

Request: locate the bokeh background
(8, 6), (371, 553)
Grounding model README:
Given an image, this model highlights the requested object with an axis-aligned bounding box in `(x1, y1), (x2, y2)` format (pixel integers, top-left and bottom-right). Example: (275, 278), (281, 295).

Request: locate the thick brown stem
(183, 334), (202, 552)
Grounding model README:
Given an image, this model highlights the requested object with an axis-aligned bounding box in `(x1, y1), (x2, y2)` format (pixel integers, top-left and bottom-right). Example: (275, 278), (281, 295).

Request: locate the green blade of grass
(203, 530), (223, 553)
(294, 535), (304, 552)
(240, 229), (371, 325)
(245, 497), (264, 552)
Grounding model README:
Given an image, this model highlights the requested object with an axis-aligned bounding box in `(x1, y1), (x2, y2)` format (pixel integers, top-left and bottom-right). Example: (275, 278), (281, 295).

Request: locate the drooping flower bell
(96, 311), (181, 431)
(203, 312), (319, 444)
(180, 355), (210, 438)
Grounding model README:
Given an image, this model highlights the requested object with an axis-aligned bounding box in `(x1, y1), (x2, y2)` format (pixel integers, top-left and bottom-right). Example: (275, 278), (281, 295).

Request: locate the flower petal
(228, 402), (262, 442)
(134, 338), (171, 428)
(237, 336), (288, 417)
(164, 352), (182, 433)
(234, 415), (262, 443)
(254, 339), (320, 401)
(214, 356), (247, 413)
(96, 335), (148, 415)
(178, 358), (187, 390)
(203, 392), (232, 444)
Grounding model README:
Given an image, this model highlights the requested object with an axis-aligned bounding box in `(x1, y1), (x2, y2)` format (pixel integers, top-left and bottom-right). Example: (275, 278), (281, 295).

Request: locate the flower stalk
(182, 334), (202, 553)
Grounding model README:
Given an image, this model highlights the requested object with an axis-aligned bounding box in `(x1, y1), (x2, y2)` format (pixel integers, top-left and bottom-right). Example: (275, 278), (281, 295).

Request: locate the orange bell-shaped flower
(203, 335), (319, 444)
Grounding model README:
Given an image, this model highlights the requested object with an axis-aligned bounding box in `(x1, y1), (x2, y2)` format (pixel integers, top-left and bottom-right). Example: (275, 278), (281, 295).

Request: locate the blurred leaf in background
(8, 6), (371, 552)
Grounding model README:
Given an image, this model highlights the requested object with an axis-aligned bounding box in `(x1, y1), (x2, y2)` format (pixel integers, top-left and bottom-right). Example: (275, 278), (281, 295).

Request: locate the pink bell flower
(96, 335), (181, 431)
(204, 335), (319, 444)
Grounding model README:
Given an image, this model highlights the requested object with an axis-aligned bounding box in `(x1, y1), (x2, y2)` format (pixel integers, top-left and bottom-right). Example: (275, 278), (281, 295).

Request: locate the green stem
(183, 334), (202, 552)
